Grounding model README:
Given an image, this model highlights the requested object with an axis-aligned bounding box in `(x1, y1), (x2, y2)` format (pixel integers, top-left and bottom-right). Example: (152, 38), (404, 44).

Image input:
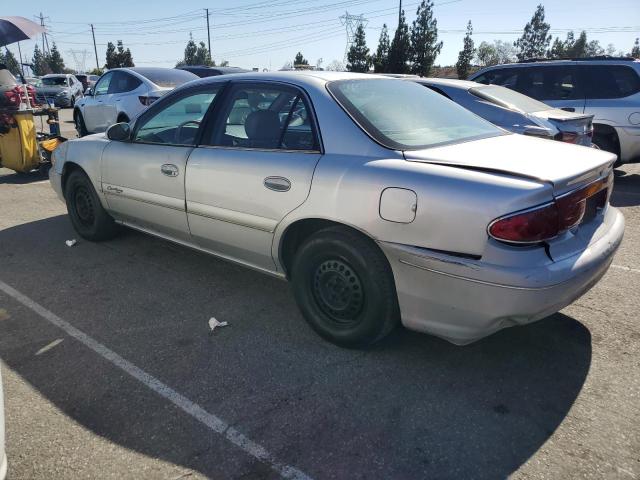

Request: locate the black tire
(117, 114), (129, 124)
(70, 95), (76, 108)
(64, 170), (119, 241)
(74, 110), (88, 137)
(291, 226), (400, 347)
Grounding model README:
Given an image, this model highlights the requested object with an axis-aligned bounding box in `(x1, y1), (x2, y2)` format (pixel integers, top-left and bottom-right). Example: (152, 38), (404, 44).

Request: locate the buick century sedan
(50, 72), (624, 347)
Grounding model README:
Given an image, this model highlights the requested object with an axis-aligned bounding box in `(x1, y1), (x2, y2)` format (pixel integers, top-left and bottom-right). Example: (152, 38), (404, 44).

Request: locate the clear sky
(4, 0), (640, 72)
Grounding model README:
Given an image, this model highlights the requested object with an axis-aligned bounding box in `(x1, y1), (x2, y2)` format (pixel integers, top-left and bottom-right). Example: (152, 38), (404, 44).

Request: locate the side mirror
(106, 122), (131, 141)
(84, 87), (93, 96)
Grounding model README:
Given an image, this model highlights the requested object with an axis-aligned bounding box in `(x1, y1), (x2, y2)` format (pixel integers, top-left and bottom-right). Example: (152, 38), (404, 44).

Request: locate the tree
(606, 43), (616, 56)
(631, 38), (640, 58)
(476, 40), (516, 66)
(31, 44), (50, 76)
(373, 24), (390, 73)
(547, 36), (567, 59)
(585, 39), (604, 57)
(0, 48), (20, 76)
(194, 41), (214, 66)
(409, 0), (442, 76)
(177, 34), (198, 67)
(88, 67), (104, 76)
(294, 52), (308, 66)
(105, 40), (134, 68)
(388, 9), (411, 73)
(105, 42), (117, 69)
(326, 59), (345, 71)
(219, 60), (229, 67)
(567, 31), (588, 57)
(281, 60), (293, 70)
(455, 21), (474, 79)
(347, 24), (371, 72)
(116, 40), (134, 67)
(47, 42), (66, 73)
(514, 4), (551, 61)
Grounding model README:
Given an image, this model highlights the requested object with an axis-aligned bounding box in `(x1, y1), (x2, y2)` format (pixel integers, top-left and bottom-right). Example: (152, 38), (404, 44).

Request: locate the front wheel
(74, 110), (88, 137)
(291, 226), (400, 347)
(64, 170), (119, 241)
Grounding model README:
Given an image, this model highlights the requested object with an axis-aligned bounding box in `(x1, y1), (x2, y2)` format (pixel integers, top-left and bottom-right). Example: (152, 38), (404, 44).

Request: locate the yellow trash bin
(0, 111), (40, 173)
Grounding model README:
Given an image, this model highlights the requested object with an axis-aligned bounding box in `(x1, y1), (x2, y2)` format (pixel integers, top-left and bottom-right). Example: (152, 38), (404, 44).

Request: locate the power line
(340, 12), (368, 62)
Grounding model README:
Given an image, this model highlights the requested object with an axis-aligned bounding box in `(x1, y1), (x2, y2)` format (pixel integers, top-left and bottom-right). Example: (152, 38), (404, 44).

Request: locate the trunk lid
(403, 133), (614, 195)
(532, 109), (594, 147)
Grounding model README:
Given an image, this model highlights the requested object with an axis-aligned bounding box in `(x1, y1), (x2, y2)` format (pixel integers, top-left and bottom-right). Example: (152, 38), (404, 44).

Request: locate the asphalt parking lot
(0, 108), (639, 479)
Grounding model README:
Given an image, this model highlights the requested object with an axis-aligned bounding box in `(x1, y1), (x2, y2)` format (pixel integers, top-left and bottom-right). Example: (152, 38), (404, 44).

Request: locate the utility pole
(38, 13), (46, 54)
(205, 8), (212, 58)
(17, 42), (25, 78)
(398, 0), (402, 25)
(90, 24), (99, 70)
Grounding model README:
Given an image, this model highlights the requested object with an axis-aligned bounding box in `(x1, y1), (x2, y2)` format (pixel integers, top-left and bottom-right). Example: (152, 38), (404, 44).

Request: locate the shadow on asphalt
(0, 215), (592, 479)
(0, 169), (49, 184)
(611, 170), (640, 208)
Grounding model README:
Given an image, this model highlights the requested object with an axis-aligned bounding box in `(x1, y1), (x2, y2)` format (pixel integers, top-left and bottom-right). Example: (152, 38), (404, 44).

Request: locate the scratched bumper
(379, 206), (624, 345)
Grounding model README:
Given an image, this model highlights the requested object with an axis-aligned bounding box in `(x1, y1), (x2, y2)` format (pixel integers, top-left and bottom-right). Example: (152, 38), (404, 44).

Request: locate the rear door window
(582, 65), (640, 99)
(108, 72), (142, 94)
(474, 69), (519, 90)
(515, 66), (582, 101)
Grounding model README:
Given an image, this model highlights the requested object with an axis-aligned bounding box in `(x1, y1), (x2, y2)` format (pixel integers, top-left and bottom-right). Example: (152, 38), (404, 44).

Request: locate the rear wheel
(291, 226), (400, 347)
(69, 95), (76, 108)
(65, 170), (119, 241)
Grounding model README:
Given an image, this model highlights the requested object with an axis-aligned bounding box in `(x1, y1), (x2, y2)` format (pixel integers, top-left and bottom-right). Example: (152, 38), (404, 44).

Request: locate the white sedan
(73, 68), (197, 136)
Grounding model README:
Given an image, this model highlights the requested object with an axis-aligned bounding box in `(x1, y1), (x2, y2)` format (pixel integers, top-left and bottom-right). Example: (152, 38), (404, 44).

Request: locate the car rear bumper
(379, 206), (624, 345)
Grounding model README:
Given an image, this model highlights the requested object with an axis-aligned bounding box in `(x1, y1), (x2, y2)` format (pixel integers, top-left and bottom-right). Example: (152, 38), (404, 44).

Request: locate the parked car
(73, 67), (198, 136)
(50, 72), (624, 347)
(0, 66), (37, 108)
(409, 78), (594, 146)
(74, 74), (99, 91)
(24, 76), (42, 87)
(177, 65), (250, 78)
(469, 57), (640, 163)
(36, 73), (84, 108)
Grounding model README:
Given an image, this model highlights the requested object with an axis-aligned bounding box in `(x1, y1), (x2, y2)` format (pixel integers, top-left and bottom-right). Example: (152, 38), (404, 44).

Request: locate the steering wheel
(175, 119), (201, 144)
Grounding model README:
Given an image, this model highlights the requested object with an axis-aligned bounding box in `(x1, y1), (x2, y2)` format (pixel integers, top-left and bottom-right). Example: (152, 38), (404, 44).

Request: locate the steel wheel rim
(74, 186), (95, 226)
(312, 258), (364, 326)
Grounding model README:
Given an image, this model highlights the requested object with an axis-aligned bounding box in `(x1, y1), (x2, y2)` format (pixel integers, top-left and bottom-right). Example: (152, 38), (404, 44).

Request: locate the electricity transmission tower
(67, 49), (89, 73)
(339, 11), (368, 63)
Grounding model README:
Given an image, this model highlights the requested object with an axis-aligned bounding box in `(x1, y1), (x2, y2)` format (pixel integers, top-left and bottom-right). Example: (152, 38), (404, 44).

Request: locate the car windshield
(470, 84), (552, 113)
(42, 76), (68, 86)
(136, 68), (198, 88)
(328, 78), (502, 150)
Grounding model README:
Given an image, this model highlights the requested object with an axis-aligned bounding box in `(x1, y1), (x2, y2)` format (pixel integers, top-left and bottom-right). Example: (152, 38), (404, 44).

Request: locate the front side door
(83, 71), (114, 132)
(101, 85), (222, 242)
(186, 81), (322, 272)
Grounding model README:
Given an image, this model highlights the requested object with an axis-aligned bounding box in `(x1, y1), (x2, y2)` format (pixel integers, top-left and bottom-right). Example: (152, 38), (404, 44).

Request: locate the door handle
(264, 176), (291, 192)
(161, 164), (179, 177)
(561, 107), (575, 112)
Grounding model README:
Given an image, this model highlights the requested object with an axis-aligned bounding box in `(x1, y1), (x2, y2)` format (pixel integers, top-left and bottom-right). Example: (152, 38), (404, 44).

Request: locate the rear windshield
(42, 76), (68, 86)
(470, 84), (552, 113)
(327, 79), (502, 150)
(136, 69), (198, 88)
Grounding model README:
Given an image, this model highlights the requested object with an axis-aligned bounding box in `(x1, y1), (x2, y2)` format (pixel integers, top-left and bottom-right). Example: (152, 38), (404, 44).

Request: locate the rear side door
(582, 64), (640, 125)
(185, 81), (322, 272)
(517, 65), (586, 113)
(83, 71), (114, 132)
(101, 84), (222, 242)
(106, 71), (143, 125)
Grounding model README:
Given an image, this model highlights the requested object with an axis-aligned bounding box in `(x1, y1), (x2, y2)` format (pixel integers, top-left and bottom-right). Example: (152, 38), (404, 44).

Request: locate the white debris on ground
(65, 239), (77, 247)
(208, 317), (229, 333)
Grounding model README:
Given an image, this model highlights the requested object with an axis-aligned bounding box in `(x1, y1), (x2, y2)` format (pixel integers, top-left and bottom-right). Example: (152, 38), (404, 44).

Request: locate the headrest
(244, 110), (282, 148)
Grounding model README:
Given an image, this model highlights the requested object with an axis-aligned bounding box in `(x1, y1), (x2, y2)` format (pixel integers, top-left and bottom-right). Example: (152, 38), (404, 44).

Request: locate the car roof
(185, 70), (390, 89)
(42, 73), (70, 77)
(475, 58), (640, 71)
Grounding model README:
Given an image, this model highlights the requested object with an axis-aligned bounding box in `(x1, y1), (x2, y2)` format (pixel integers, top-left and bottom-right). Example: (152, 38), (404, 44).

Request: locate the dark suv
(470, 58), (640, 164)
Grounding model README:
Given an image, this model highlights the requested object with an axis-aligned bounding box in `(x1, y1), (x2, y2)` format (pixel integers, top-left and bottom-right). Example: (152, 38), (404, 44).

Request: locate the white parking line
(611, 264), (640, 274)
(0, 279), (312, 480)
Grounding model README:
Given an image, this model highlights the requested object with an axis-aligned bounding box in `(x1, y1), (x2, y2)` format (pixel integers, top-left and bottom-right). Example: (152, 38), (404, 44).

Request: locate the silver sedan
(49, 72), (624, 347)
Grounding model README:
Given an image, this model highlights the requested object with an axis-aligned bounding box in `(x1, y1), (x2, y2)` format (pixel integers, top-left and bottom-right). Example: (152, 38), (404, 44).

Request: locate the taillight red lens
(489, 176), (610, 244)
(489, 203), (560, 243)
(560, 132), (579, 144)
(138, 96), (159, 106)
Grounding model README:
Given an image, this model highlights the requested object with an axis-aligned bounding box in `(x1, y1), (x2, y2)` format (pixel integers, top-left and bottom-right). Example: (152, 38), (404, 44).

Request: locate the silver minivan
(470, 58), (640, 164)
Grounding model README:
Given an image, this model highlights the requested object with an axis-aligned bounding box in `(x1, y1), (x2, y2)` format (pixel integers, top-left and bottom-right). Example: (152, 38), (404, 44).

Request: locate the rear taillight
(488, 176), (611, 244)
(559, 132), (579, 144)
(138, 96), (159, 106)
